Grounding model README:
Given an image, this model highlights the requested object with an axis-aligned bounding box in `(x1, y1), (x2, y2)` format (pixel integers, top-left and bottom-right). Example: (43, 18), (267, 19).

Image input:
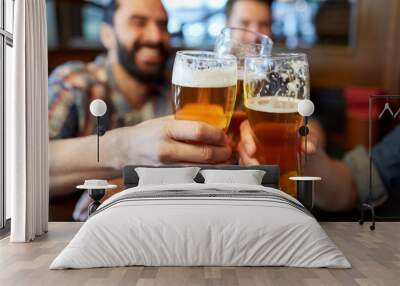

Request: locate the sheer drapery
(7, 0), (49, 242)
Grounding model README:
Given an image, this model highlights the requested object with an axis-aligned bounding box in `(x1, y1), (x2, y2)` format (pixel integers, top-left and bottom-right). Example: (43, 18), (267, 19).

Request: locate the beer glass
(214, 27), (273, 147)
(172, 51), (237, 130)
(244, 54), (309, 197)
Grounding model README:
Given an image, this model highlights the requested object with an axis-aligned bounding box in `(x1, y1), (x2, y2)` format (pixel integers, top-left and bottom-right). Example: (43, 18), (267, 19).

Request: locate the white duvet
(50, 183), (351, 269)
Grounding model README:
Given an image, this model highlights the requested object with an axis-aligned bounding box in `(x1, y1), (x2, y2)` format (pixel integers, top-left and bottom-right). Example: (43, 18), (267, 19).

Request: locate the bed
(50, 165), (350, 269)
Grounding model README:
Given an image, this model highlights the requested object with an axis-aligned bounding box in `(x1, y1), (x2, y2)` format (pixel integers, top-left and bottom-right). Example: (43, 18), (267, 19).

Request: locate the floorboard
(0, 222), (399, 286)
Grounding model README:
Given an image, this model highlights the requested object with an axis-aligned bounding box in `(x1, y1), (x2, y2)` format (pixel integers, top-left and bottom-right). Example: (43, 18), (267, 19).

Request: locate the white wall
(5, 44), (12, 219)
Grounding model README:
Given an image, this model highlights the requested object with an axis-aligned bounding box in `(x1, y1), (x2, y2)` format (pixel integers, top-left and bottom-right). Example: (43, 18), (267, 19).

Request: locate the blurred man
(238, 121), (400, 212)
(226, 0), (272, 36)
(226, 0), (382, 211)
(49, 0), (231, 207)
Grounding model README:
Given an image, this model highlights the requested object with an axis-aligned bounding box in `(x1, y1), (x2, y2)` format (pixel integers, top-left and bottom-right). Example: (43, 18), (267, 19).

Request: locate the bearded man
(49, 0), (232, 220)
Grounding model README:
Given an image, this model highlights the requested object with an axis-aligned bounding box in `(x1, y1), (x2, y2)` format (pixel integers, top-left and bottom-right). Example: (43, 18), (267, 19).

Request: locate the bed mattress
(50, 183), (350, 269)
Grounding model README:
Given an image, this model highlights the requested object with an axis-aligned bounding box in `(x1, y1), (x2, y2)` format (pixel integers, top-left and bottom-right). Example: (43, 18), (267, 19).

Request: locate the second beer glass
(244, 54), (309, 197)
(172, 51), (237, 130)
(214, 28), (273, 148)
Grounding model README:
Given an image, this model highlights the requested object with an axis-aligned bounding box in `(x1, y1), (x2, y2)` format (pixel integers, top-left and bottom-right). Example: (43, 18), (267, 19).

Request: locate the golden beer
(172, 51), (237, 130)
(246, 96), (302, 197)
(172, 85), (237, 130)
(227, 78), (247, 145)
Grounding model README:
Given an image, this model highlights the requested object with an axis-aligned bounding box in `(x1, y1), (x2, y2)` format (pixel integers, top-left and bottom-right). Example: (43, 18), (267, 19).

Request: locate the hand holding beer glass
(172, 51), (237, 130)
(243, 54), (309, 197)
(214, 28), (273, 153)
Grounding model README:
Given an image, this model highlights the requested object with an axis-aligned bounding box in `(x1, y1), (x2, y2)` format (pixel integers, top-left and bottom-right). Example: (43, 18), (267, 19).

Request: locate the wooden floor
(0, 222), (399, 286)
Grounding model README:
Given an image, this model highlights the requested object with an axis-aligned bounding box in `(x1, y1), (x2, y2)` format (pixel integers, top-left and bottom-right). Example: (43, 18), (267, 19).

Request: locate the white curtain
(7, 0), (49, 242)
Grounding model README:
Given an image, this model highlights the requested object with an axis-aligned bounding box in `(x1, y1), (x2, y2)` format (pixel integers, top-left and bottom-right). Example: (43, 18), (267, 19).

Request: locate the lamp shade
(298, 99), (314, 117)
(90, 99), (107, 117)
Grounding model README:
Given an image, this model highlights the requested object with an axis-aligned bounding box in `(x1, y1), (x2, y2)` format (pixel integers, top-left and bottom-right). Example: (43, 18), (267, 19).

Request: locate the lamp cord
(304, 116), (308, 165)
(97, 117), (99, 162)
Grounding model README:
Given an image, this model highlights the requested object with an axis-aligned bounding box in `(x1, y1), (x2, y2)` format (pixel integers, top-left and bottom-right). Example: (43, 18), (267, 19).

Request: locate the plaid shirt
(344, 125), (400, 207)
(48, 55), (171, 139)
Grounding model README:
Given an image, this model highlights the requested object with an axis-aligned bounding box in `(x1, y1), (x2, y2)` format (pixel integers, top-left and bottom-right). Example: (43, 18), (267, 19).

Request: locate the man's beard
(116, 39), (168, 84)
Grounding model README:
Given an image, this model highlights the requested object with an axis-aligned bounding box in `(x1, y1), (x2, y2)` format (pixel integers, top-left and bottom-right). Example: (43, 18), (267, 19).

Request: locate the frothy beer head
(172, 56), (237, 88)
(246, 96), (300, 114)
(172, 51), (237, 129)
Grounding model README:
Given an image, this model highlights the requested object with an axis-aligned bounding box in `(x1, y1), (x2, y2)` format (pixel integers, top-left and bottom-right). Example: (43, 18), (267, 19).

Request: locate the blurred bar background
(46, 0), (400, 220)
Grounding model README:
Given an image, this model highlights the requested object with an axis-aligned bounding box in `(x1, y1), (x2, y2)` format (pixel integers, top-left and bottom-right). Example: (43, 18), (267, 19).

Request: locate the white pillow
(135, 167), (200, 186)
(200, 169), (266, 185)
